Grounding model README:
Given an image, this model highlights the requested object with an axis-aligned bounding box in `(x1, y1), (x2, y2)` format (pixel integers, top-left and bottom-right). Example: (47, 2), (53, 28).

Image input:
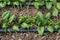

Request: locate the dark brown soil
(0, 32), (46, 40)
(0, 33), (60, 40)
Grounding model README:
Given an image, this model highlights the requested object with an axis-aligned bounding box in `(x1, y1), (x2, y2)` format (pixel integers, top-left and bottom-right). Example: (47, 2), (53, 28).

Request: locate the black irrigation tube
(0, 28), (58, 33)
(10, 2), (56, 6)
(10, 2), (46, 6)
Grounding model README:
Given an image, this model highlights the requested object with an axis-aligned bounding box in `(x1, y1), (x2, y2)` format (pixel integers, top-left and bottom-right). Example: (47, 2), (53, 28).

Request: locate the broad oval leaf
(18, 16), (26, 24)
(13, 25), (19, 31)
(46, 2), (52, 10)
(2, 11), (10, 20)
(34, 2), (40, 9)
(37, 11), (43, 21)
(39, 1), (44, 6)
(52, 8), (58, 17)
(21, 23), (29, 28)
(47, 26), (54, 32)
(2, 23), (9, 29)
(0, 2), (6, 8)
(37, 27), (44, 36)
(8, 15), (16, 24)
(57, 2), (60, 9)
(55, 25), (59, 29)
(45, 12), (51, 19)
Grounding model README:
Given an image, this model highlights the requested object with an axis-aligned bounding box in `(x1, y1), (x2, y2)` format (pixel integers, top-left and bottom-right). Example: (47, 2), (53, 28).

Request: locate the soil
(0, 32), (60, 40)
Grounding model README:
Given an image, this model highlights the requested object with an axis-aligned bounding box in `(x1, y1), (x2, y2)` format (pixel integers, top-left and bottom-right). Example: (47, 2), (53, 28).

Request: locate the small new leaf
(13, 1), (19, 6)
(2, 11), (10, 20)
(21, 23), (29, 28)
(55, 25), (59, 29)
(45, 12), (51, 19)
(37, 11), (43, 21)
(47, 26), (54, 32)
(0, 2), (6, 8)
(52, 8), (58, 17)
(57, 2), (60, 9)
(18, 16), (26, 24)
(13, 25), (19, 31)
(9, 15), (16, 24)
(34, 2), (40, 9)
(2, 23), (9, 29)
(46, 2), (52, 10)
(37, 27), (44, 36)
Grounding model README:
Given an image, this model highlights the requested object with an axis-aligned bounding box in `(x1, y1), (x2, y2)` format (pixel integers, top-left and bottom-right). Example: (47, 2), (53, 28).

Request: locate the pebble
(18, 38), (22, 40)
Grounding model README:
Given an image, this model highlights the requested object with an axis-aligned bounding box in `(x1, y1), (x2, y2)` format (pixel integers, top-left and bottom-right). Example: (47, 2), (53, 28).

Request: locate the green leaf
(21, 23), (29, 28)
(19, 0), (26, 2)
(8, 15), (16, 24)
(57, 2), (60, 9)
(46, 2), (52, 10)
(45, 12), (51, 19)
(13, 25), (19, 31)
(42, 19), (49, 25)
(58, 29), (60, 33)
(25, 16), (35, 24)
(2, 11), (10, 20)
(36, 20), (41, 26)
(47, 26), (54, 32)
(48, 19), (54, 25)
(37, 11), (43, 21)
(37, 27), (44, 36)
(39, 1), (44, 6)
(50, 0), (57, 3)
(56, 21), (60, 25)
(52, 8), (58, 17)
(18, 16), (26, 24)
(7, 1), (10, 5)
(0, 2), (6, 8)
(2, 23), (9, 29)
(13, 1), (19, 6)
(55, 25), (59, 29)
(34, 1), (44, 9)
(34, 2), (40, 9)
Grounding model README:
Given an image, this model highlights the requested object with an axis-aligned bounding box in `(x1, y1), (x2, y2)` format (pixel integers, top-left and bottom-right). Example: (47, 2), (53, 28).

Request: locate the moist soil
(0, 6), (60, 40)
(0, 32), (60, 40)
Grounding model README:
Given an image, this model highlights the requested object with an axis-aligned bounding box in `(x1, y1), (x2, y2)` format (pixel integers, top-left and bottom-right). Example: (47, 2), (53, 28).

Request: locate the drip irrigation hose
(0, 28), (58, 33)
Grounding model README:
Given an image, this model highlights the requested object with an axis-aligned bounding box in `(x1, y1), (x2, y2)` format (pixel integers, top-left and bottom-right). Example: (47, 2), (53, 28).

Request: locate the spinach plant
(0, 2), (6, 8)
(8, 15), (16, 24)
(46, 2), (52, 10)
(57, 2), (60, 9)
(34, 1), (44, 9)
(13, 25), (19, 31)
(2, 11), (11, 20)
(37, 27), (44, 36)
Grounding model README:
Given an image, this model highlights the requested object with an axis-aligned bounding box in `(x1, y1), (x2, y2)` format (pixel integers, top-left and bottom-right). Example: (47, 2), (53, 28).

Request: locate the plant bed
(0, 0), (60, 36)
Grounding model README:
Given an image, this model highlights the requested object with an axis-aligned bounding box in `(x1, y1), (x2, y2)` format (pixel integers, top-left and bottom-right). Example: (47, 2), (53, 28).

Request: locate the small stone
(18, 38), (22, 40)
(12, 35), (15, 38)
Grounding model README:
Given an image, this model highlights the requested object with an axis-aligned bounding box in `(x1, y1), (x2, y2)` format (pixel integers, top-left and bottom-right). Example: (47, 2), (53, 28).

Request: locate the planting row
(0, 10), (60, 36)
(0, 0), (60, 10)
